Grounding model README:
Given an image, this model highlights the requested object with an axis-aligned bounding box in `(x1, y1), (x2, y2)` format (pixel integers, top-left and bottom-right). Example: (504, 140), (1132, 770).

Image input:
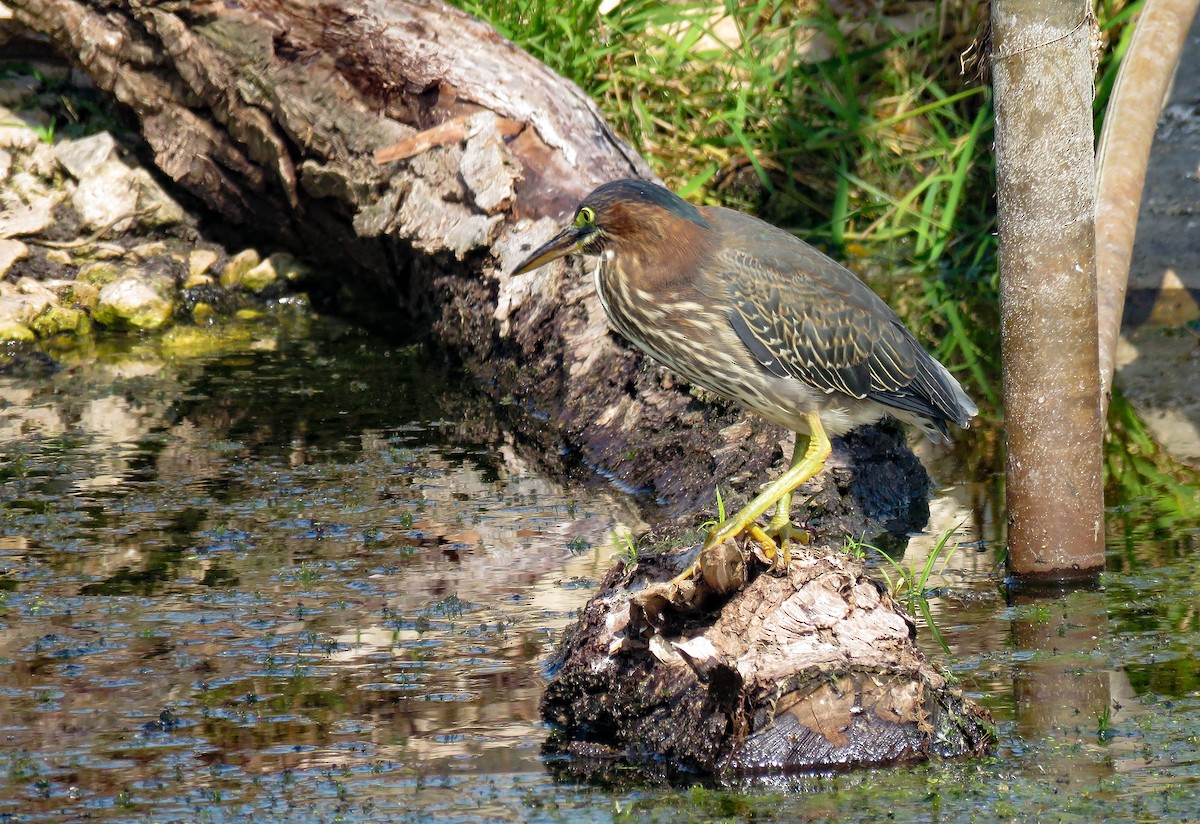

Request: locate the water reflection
(1, 313), (1199, 820)
(0, 317), (635, 820)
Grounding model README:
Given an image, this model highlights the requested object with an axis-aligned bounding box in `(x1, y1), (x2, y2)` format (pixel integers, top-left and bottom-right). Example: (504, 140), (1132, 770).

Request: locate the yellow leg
(764, 433), (810, 537)
(704, 411), (832, 558)
(666, 412), (831, 589)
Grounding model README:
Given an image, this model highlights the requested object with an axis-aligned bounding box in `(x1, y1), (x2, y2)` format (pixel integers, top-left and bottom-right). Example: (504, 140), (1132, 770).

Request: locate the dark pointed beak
(512, 225), (591, 275)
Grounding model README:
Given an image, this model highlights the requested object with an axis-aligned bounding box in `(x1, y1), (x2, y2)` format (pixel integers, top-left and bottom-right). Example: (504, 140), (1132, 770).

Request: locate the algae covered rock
(0, 283), (51, 325)
(161, 323), (254, 357)
(216, 249), (313, 293)
(219, 249), (261, 289)
(0, 319), (35, 342)
(77, 261), (124, 288)
(129, 241), (168, 260)
(43, 279), (100, 311)
(30, 303), (90, 337)
(0, 98), (321, 346)
(94, 273), (176, 330)
(188, 249), (219, 280)
(242, 259), (280, 293)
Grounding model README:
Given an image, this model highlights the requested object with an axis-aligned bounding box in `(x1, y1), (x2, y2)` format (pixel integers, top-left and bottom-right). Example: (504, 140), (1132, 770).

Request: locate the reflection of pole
(1011, 589), (1111, 787)
(992, 0), (1104, 579)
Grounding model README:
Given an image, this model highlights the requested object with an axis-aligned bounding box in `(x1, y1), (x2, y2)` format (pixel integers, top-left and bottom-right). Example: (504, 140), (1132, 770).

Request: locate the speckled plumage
(538, 179), (977, 445)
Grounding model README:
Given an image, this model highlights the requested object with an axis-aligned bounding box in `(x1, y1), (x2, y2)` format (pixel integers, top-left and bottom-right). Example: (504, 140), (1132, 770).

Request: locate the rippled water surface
(1, 314), (1198, 822)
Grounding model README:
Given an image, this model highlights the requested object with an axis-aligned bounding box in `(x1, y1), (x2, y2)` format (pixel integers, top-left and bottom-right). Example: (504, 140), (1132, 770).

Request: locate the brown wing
(710, 208), (974, 429)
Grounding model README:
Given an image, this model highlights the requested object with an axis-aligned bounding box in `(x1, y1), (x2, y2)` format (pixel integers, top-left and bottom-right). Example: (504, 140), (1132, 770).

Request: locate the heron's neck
(612, 218), (714, 293)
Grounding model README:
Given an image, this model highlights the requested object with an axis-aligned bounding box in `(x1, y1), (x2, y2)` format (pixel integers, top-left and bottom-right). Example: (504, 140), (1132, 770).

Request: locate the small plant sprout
(851, 524), (965, 655)
(613, 529), (639, 567)
(842, 533), (871, 560)
(697, 486), (728, 533)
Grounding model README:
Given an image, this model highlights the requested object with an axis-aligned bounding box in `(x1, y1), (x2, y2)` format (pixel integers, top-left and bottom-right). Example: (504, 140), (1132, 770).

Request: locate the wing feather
(709, 208), (975, 430)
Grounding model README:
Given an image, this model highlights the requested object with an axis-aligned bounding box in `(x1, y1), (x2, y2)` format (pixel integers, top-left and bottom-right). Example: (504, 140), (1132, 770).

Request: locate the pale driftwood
(1095, 0), (1200, 415)
(9, 0), (993, 773)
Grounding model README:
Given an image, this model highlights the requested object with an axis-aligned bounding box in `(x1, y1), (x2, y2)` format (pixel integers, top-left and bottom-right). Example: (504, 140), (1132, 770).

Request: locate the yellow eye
(573, 206), (596, 228)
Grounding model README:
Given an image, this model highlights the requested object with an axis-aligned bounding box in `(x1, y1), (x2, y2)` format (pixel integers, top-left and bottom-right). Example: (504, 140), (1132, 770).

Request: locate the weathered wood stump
(541, 434), (994, 778)
(543, 551), (993, 777)
(544, 554), (993, 782)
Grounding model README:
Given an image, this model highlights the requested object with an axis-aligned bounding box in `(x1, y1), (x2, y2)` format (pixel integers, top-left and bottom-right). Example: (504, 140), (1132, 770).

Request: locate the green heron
(513, 179), (976, 578)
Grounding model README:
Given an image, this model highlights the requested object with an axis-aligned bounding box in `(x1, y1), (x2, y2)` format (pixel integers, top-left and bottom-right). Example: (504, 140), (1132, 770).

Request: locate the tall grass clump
(452, 0), (1142, 409)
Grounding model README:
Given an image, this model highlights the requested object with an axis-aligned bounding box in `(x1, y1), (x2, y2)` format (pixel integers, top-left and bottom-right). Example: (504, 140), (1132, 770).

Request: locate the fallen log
(5, 0), (911, 523)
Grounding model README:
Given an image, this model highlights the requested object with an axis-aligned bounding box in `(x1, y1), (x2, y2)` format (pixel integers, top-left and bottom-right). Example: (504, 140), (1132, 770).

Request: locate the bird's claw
(639, 518), (805, 631)
(746, 524), (787, 575)
(768, 519), (811, 549)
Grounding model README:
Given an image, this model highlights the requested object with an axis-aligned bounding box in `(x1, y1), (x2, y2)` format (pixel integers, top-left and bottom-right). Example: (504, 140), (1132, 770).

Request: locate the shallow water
(1, 314), (1198, 822)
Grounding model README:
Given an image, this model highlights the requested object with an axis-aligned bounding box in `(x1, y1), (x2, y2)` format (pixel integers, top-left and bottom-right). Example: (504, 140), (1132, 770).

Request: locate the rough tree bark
(991, 0), (1105, 580)
(7, 0), (992, 772)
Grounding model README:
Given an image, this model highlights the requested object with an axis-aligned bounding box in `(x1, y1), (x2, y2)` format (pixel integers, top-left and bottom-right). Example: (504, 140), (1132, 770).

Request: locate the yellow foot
(747, 524), (789, 576)
(665, 523), (776, 593)
(698, 411), (830, 578)
(766, 517), (812, 550)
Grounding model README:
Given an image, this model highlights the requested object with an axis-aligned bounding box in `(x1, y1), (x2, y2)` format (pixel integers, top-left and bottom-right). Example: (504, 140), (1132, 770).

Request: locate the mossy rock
(94, 274), (176, 330)
(30, 304), (91, 337)
(191, 302), (217, 324)
(242, 259), (279, 293)
(48, 280), (100, 311)
(0, 320), (35, 342)
(219, 249), (261, 289)
(160, 324), (255, 358)
(220, 250), (308, 293)
(76, 261), (124, 288)
(187, 248), (219, 280)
